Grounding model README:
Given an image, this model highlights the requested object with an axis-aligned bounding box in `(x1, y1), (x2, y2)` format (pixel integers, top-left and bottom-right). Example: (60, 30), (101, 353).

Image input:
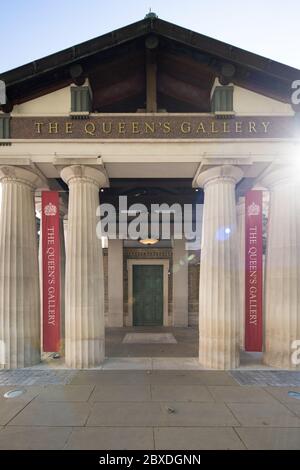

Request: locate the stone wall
(188, 251), (200, 326)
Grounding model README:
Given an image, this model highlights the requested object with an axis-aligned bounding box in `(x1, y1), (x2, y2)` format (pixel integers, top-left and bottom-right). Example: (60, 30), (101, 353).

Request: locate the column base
(199, 339), (240, 370)
(0, 346), (41, 369)
(65, 338), (105, 369)
(263, 352), (300, 370)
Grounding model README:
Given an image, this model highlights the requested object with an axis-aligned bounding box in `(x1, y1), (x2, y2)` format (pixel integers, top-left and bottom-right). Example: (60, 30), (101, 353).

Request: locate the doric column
(261, 168), (300, 369)
(59, 206), (66, 355)
(108, 239), (123, 327)
(237, 197), (245, 350)
(173, 238), (188, 327)
(0, 166), (42, 368)
(196, 165), (243, 369)
(61, 165), (107, 368)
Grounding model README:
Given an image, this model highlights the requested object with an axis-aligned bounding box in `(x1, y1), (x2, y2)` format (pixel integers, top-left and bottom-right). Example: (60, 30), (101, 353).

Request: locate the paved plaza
(0, 369), (300, 450)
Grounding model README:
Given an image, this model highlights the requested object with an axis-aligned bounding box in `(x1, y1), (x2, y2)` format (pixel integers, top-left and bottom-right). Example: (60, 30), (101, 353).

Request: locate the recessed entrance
(133, 265), (163, 326)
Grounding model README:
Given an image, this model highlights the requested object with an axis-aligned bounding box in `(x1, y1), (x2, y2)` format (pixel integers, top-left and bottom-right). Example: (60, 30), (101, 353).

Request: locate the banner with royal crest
(42, 191), (61, 352)
(245, 190), (263, 351)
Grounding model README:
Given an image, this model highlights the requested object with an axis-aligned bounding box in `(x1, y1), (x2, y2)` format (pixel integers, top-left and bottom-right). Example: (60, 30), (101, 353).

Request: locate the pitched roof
(1, 16), (299, 110)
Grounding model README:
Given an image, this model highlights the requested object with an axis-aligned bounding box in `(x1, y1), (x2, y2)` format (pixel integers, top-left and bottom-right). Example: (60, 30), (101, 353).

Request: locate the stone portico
(0, 16), (299, 370)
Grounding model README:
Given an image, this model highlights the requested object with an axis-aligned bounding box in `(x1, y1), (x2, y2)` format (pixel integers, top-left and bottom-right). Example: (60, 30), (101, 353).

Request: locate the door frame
(127, 259), (170, 327)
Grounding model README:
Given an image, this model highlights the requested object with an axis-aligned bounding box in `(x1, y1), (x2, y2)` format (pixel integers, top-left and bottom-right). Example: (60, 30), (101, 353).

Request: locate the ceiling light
(139, 238), (159, 246)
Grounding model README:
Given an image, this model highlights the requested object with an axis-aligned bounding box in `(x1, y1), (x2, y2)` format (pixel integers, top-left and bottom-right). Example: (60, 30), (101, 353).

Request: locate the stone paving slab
(70, 370), (152, 385)
(152, 358), (203, 370)
(87, 402), (162, 427)
(208, 386), (278, 403)
(90, 384), (151, 402)
(102, 358), (153, 370)
(284, 402), (300, 418)
(8, 402), (91, 427)
(227, 402), (300, 427)
(64, 427), (154, 450)
(150, 385), (214, 402)
(0, 426), (72, 450)
(0, 400), (29, 425)
(122, 333), (177, 344)
(106, 327), (198, 358)
(264, 386), (300, 403)
(154, 427), (246, 450)
(35, 385), (94, 402)
(87, 402), (239, 427)
(234, 427), (300, 450)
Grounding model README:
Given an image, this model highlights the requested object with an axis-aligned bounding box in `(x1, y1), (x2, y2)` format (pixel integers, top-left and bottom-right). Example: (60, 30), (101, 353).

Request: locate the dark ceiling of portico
(1, 16), (299, 113)
(55, 176), (251, 208)
(56, 177), (204, 214)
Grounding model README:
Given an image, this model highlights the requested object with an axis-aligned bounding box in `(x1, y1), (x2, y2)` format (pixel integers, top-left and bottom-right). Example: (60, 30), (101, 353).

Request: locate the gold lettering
(145, 122), (155, 133)
(211, 121), (218, 133)
(35, 122), (43, 134)
(103, 122), (112, 134)
(132, 122), (141, 134)
(85, 122), (96, 135)
(162, 122), (171, 133)
(49, 122), (58, 134)
(262, 121), (270, 133)
(235, 121), (242, 133)
(118, 122), (126, 134)
(223, 122), (230, 133)
(181, 121), (191, 133)
(249, 121), (257, 133)
(196, 122), (206, 133)
(65, 122), (73, 134)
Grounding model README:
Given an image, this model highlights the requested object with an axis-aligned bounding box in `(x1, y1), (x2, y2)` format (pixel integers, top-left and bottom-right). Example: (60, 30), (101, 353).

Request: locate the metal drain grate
(0, 369), (76, 386)
(231, 370), (300, 387)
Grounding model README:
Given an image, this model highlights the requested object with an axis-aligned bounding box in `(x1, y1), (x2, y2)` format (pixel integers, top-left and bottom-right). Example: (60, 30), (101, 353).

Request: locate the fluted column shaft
(0, 166), (41, 368)
(237, 197), (245, 350)
(262, 168), (300, 369)
(61, 165), (107, 368)
(197, 165), (243, 369)
(59, 212), (66, 355)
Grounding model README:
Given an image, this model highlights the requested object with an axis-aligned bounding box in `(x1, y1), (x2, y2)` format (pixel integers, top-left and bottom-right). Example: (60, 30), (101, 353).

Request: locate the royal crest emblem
(44, 202), (57, 216)
(247, 202), (260, 216)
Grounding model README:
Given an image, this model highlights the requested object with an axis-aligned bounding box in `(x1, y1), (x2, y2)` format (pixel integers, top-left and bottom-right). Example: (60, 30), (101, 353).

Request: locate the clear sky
(0, 0), (299, 73)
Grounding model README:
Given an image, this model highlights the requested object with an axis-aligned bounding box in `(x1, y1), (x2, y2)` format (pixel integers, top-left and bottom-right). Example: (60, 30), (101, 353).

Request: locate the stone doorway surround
(127, 259), (170, 327)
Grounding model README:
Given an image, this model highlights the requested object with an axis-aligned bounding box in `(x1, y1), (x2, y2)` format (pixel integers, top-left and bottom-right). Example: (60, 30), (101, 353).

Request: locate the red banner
(42, 191), (61, 352)
(245, 190), (263, 351)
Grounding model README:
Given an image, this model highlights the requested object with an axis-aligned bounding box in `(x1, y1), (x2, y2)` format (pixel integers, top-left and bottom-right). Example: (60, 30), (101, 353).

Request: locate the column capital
(60, 165), (109, 189)
(260, 167), (299, 190)
(196, 165), (243, 189)
(0, 166), (43, 189)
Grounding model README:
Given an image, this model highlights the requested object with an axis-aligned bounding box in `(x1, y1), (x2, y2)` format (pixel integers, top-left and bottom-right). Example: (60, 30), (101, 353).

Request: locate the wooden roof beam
(145, 35), (159, 113)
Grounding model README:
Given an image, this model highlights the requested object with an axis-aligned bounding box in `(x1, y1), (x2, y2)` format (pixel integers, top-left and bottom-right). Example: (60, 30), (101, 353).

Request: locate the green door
(133, 265), (163, 326)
